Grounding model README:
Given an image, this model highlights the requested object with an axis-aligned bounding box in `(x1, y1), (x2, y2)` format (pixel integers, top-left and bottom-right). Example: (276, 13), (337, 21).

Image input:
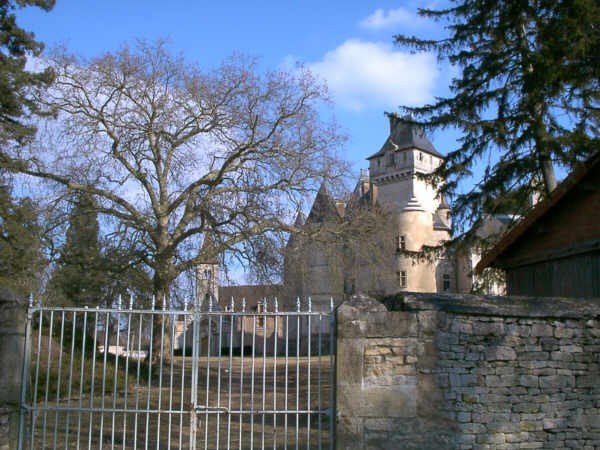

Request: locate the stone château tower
(285, 114), (455, 300)
(365, 113), (453, 293)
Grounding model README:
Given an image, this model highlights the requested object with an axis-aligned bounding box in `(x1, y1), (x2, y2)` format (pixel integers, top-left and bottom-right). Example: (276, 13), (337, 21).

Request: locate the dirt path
(25, 355), (333, 449)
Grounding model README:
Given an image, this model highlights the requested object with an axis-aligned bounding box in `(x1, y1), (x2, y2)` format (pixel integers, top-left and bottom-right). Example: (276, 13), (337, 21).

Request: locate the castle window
(443, 274), (451, 291)
(387, 152), (394, 166)
(397, 235), (406, 251)
(397, 271), (407, 288)
(403, 152), (407, 162)
(204, 269), (212, 280)
(418, 152), (424, 161)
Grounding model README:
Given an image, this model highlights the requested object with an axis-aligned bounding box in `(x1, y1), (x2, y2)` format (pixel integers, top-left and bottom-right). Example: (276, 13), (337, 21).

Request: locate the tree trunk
(150, 270), (173, 366)
(539, 153), (557, 196)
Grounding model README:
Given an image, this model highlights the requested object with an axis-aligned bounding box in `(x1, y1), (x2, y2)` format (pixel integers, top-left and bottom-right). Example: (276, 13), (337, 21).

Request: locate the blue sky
(19, 0), (458, 176)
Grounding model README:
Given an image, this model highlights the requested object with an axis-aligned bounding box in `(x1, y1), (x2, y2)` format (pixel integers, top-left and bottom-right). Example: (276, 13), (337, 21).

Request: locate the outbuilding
(477, 152), (600, 297)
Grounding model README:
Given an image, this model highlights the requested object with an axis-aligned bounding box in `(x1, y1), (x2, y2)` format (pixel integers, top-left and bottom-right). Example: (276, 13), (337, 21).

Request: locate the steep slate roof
(367, 116), (444, 160)
(286, 211), (306, 248)
(476, 152), (600, 273)
(306, 183), (341, 223)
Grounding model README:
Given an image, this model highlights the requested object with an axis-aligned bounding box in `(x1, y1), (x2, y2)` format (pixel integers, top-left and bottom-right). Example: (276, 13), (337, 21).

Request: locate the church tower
(366, 114), (453, 293)
(196, 234), (219, 308)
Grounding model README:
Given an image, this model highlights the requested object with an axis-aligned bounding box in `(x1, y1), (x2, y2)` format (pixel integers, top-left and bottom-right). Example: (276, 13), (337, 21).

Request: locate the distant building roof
(476, 152), (600, 273)
(218, 284), (283, 310)
(367, 114), (444, 160)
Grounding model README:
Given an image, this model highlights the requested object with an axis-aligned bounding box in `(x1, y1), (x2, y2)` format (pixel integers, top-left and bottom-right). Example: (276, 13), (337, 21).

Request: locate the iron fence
(18, 296), (335, 450)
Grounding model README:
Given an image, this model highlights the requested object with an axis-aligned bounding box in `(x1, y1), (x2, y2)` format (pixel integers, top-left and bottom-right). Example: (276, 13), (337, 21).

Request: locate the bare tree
(5, 41), (345, 302)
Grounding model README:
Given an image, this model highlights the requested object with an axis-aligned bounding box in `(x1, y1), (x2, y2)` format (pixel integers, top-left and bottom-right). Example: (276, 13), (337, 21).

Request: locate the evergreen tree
(0, 0), (54, 145)
(50, 193), (106, 306)
(0, 184), (44, 297)
(394, 0), (599, 232)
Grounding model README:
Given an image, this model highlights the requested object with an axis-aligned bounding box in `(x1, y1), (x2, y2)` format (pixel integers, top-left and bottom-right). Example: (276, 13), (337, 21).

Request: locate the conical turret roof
(306, 183), (341, 223)
(199, 233), (219, 264)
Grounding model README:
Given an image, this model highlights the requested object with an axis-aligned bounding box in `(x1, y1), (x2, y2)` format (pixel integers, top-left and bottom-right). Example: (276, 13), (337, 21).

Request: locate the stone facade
(336, 293), (600, 449)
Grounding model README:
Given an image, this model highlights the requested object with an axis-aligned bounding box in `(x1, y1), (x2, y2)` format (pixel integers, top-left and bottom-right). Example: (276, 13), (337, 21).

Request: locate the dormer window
(387, 152), (394, 166)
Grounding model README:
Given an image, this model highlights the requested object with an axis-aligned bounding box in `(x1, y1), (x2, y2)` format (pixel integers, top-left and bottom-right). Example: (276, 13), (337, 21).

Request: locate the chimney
(387, 112), (400, 133)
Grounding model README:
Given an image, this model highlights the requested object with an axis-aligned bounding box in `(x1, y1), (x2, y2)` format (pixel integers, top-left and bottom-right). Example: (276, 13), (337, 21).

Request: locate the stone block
(417, 311), (438, 336)
(519, 375), (539, 388)
(531, 323), (553, 337)
(338, 311), (417, 339)
(576, 375), (597, 388)
(416, 373), (445, 418)
(337, 339), (364, 385)
(337, 384), (417, 418)
(472, 321), (504, 336)
(485, 346), (517, 361)
(539, 375), (574, 390)
(336, 416), (364, 450)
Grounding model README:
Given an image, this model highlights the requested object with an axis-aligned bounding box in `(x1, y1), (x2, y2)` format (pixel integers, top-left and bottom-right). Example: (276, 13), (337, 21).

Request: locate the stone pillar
(336, 294), (419, 449)
(0, 289), (27, 450)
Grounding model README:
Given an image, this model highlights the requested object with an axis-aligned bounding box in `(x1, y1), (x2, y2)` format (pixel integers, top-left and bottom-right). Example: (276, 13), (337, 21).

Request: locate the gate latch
(195, 405), (229, 414)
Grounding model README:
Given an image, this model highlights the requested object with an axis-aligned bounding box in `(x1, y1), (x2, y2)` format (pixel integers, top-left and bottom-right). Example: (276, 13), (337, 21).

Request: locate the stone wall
(0, 289), (27, 450)
(336, 293), (600, 449)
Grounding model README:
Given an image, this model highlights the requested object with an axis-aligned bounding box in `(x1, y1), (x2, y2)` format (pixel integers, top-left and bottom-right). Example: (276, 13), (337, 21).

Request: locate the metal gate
(18, 296), (335, 449)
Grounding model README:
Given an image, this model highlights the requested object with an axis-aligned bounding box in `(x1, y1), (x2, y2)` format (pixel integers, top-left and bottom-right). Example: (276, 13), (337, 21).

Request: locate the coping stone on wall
(381, 292), (600, 319)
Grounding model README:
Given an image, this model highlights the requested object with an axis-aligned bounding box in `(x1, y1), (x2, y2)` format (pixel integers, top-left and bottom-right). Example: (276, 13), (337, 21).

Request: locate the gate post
(0, 288), (27, 450)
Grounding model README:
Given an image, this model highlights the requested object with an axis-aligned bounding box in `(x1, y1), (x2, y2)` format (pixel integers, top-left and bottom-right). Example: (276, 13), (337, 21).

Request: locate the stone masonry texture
(0, 289), (26, 450)
(336, 293), (600, 450)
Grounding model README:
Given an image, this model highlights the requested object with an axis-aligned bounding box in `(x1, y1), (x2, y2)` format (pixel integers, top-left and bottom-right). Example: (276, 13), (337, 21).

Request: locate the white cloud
(307, 39), (438, 112)
(359, 7), (425, 31)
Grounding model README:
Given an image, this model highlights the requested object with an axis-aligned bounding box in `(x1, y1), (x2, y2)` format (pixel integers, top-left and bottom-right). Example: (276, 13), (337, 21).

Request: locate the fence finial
(129, 293), (134, 310)
(296, 297), (301, 312)
(184, 297), (189, 311)
(230, 296), (235, 312)
(28, 293), (34, 309)
(162, 295), (167, 311)
(242, 298), (247, 312)
(274, 297), (279, 313)
(308, 296), (312, 312)
(330, 297), (334, 312)
(151, 295), (156, 310)
(208, 295), (214, 312)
